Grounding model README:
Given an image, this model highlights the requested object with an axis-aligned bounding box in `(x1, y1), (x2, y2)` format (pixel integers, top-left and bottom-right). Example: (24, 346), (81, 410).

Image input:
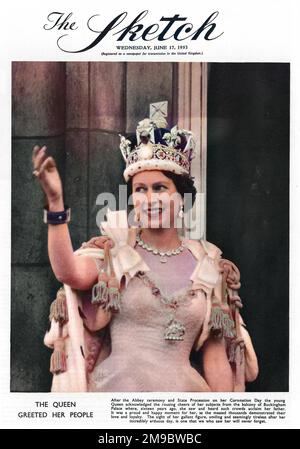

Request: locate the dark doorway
(207, 63), (290, 392)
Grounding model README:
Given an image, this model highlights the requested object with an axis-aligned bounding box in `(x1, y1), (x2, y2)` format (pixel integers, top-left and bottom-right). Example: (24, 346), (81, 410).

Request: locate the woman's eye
(135, 187), (146, 192)
(154, 185), (167, 192)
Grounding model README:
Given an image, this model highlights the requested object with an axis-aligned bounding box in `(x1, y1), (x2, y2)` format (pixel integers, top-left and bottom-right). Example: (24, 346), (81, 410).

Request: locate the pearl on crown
(139, 143), (154, 160)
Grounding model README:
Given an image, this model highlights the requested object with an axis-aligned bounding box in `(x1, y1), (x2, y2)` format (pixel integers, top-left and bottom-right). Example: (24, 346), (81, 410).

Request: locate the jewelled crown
(119, 117), (196, 182)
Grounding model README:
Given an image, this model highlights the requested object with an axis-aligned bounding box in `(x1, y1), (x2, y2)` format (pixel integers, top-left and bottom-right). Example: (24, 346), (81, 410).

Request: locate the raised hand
(32, 145), (63, 205)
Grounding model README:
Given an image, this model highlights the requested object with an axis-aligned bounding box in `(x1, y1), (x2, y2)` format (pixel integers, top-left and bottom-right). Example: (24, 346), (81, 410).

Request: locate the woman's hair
(127, 170), (197, 212)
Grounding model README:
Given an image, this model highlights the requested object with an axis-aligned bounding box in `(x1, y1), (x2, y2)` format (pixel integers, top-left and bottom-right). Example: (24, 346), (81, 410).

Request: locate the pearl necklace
(136, 232), (184, 263)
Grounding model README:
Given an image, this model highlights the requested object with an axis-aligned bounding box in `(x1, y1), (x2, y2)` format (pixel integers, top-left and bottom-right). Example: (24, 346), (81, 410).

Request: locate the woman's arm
(32, 145), (103, 291)
(202, 336), (234, 392)
(47, 198), (99, 290)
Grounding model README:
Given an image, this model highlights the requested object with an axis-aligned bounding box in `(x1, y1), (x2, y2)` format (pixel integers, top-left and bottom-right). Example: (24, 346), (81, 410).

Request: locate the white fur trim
(123, 159), (189, 181)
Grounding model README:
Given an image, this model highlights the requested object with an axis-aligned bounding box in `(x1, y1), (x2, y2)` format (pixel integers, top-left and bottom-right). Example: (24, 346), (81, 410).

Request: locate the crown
(119, 118), (196, 182)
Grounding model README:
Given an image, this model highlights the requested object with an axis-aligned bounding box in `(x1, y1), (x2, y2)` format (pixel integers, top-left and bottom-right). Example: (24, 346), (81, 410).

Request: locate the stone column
(11, 62), (65, 391)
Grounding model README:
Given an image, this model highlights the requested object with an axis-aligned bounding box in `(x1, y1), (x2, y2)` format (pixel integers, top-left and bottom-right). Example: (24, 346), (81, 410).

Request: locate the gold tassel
(106, 247), (122, 313)
(48, 288), (69, 375)
(107, 277), (122, 312)
(219, 259), (246, 390)
(209, 302), (224, 336)
(91, 241), (122, 312)
(91, 242), (110, 306)
(50, 336), (67, 374)
(209, 295), (236, 339)
(91, 272), (109, 306)
(49, 287), (68, 324)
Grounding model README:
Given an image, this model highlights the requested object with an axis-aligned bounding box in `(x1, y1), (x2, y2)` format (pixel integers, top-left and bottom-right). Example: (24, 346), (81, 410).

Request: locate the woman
(32, 118), (258, 392)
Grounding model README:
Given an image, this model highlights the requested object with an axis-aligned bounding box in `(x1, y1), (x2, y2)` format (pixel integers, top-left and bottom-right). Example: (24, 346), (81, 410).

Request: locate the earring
(178, 204), (184, 218)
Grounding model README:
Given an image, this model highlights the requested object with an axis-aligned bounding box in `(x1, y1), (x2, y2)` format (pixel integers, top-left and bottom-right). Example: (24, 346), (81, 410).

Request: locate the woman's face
(131, 170), (182, 228)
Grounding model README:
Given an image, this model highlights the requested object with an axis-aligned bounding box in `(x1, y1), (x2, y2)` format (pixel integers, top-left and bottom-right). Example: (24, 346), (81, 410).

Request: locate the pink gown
(44, 209), (258, 392)
(88, 244), (211, 392)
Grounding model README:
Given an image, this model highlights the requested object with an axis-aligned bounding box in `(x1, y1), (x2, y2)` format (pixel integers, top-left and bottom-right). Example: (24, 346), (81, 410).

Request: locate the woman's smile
(147, 207), (164, 218)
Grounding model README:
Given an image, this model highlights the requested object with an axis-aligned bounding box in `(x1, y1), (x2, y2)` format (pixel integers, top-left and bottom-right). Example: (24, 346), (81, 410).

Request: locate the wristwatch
(43, 205), (71, 224)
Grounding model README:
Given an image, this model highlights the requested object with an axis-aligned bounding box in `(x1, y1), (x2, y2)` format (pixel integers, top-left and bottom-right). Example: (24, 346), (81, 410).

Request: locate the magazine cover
(1, 0), (298, 437)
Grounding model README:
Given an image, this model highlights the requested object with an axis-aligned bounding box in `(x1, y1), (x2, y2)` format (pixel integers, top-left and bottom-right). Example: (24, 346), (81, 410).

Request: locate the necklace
(136, 232), (184, 263)
(136, 271), (195, 341)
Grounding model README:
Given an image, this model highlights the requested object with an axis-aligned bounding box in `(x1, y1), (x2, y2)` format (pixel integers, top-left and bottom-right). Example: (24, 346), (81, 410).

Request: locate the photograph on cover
(11, 61), (289, 393)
